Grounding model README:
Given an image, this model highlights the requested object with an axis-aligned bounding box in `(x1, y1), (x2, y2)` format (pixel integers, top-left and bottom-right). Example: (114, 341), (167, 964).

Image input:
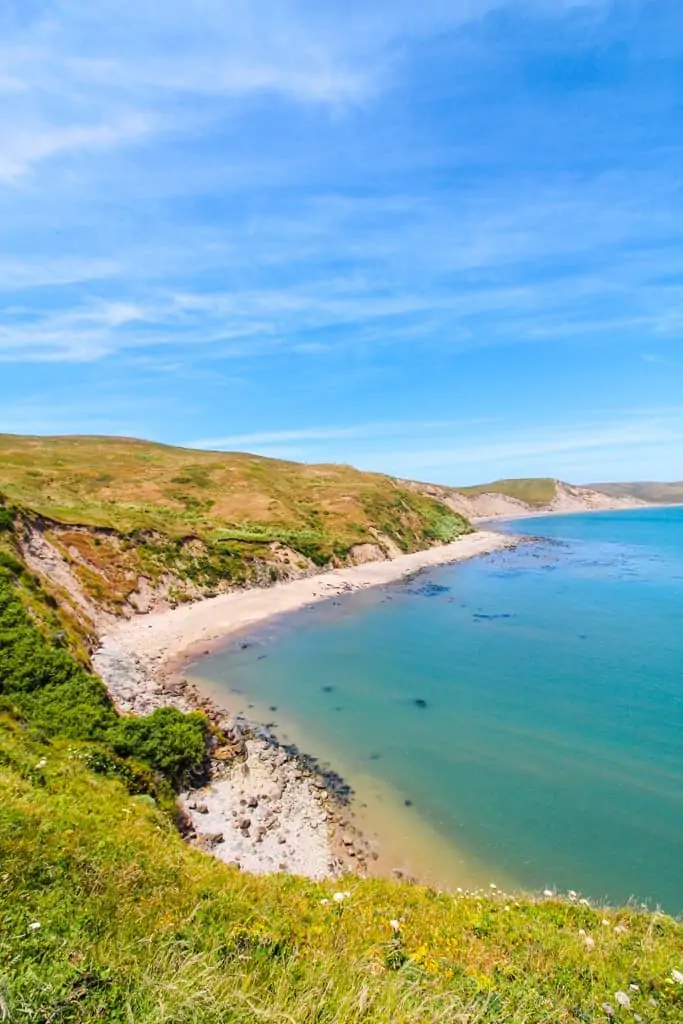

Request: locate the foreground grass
(1, 720), (682, 1024)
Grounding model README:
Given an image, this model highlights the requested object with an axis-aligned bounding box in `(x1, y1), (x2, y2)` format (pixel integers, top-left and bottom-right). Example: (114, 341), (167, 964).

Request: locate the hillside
(411, 477), (643, 520)
(590, 481), (683, 504)
(0, 434), (471, 621)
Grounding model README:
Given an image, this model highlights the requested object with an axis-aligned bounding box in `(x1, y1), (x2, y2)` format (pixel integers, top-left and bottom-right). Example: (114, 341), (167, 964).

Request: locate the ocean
(189, 506), (683, 912)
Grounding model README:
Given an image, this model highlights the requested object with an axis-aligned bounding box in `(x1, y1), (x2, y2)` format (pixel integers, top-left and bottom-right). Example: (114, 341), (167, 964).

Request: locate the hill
(590, 481), (683, 504)
(0, 434), (471, 620)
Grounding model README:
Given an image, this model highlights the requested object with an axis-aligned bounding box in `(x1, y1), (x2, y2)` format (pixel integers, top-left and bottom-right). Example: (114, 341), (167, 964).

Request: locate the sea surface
(189, 506), (683, 912)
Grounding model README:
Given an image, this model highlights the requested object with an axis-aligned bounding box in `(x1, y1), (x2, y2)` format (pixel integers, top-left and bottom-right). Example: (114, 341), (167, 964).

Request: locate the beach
(93, 528), (519, 881)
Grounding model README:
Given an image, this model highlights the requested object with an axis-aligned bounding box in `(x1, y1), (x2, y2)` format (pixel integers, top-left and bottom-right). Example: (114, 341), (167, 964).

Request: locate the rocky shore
(93, 640), (374, 879)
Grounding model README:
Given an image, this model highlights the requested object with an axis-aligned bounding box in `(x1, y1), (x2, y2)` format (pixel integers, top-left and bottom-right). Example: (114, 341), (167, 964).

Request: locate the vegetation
(458, 478), (559, 506)
(2, 715), (682, 1023)
(0, 557), (208, 793)
(0, 435), (471, 610)
(590, 482), (683, 504)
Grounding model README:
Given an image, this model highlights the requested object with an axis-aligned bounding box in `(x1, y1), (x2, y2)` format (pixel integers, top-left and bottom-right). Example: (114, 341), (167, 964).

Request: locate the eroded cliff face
(409, 479), (645, 520)
(12, 515), (414, 628)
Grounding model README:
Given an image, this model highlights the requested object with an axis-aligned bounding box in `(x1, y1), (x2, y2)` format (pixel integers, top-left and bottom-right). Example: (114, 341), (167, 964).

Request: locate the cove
(189, 506), (683, 912)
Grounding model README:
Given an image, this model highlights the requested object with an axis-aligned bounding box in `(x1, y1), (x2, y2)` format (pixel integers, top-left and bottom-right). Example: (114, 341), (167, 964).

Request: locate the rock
(277, 835), (287, 845)
(238, 817), (251, 831)
(198, 832), (224, 848)
(247, 795), (258, 809)
(195, 802), (209, 814)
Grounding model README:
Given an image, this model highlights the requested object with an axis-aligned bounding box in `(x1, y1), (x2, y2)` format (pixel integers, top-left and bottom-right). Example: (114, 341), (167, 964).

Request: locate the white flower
(320, 898), (329, 905)
(568, 889), (578, 899)
(28, 922), (41, 931)
(583, 936), (595, 950)
(332, 891), (350, 904)
(615, 991), (630, 1009)
(489, 882), (497, 889)
(629, 984), (640, 992)
(543, 889), (554, 897)
(671, 969), (683, 984)
(389, 919), (401, 932)
(36, 758), (47, 769)
(602, 918), (610, 926)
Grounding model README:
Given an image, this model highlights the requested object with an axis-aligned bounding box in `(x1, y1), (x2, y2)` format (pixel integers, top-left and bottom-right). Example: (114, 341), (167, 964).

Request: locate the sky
(1, 0), (682, 485)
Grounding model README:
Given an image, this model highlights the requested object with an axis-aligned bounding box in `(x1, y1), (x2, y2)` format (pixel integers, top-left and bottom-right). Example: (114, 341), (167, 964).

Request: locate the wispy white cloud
(187, 417), (492, 450)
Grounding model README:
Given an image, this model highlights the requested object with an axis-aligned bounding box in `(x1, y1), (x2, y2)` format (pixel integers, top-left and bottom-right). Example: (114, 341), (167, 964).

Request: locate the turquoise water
(192, 507), (683, 912)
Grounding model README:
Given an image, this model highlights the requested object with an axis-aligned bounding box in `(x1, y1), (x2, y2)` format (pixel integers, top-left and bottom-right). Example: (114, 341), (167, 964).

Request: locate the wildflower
(629, 983), (640, 992)
(28, 922), (41, 931)
(543, 889), (554, 897)
(633, 1016), (642, 1023)
(389, 919), (400, 932)
(615, 991), (630, 1009)
(602, 918), (610, 926)
(320, 898), (329, 905)
(36, 758), (47, 769)
(332, 891), (350, 904)
(671, 969), (683, 984)
(489, 882), (497, 889)
(601, 1003), (614, 1017)
(613, 924), (628, 935)
(583, 936), (595, 950)
(568, 889), (578, 899)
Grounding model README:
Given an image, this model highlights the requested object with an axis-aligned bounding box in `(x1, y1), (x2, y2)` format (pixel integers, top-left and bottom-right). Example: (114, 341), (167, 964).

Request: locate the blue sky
(1, 0), (682, 485)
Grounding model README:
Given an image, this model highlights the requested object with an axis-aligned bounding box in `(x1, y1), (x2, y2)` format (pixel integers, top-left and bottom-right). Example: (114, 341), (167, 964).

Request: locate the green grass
(2, 718), (682, 1023)
(458, 478), (559, 506)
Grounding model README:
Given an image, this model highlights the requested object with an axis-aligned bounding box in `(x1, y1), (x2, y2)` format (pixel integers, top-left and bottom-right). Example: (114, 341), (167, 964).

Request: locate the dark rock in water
(334, 706), (344, 712)
(407, 582), (451, 598)
(404, 799), (413, 807)
(321, 685), (335, 693)
(240, 642), (251, 650)
(369, 752), (381, 761)
(257, 654), (268, 660)
(269, 705), (278, 712)
(473, 612), (513, 621)
(413, 698), (428, 709)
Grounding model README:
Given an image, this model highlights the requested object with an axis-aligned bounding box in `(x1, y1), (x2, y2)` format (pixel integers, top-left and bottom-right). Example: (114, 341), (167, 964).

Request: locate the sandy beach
(99, 529), (517, 673)
(93, 528), (519, 882)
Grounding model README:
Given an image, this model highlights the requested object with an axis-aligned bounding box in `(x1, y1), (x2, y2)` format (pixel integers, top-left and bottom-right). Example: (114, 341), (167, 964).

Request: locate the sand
(100, 530), (516, 671)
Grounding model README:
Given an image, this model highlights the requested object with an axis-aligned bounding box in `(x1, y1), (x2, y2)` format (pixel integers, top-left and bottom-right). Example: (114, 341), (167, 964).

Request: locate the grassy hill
(0, 434), (470, 615)
(457, 478), (559, 506)
(590, 482), (683, 504)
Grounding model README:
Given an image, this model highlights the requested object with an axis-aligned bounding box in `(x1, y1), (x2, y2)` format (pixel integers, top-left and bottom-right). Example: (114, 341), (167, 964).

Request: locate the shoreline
(94, 528), (521, 881)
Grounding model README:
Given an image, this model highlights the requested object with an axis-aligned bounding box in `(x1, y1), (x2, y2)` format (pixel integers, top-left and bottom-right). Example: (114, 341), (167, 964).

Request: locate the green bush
(0, 564), (208, 788)
(108, 707), (207, 786)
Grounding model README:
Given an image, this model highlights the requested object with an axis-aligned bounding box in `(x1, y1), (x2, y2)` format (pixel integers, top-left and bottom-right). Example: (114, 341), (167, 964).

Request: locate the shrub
(0, 565), (208, 788)
(108, 707), (207, 786)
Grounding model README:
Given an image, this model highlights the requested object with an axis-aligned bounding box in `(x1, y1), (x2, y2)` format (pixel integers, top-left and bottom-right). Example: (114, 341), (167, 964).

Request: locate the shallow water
(190, 507), (683, 912)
